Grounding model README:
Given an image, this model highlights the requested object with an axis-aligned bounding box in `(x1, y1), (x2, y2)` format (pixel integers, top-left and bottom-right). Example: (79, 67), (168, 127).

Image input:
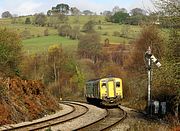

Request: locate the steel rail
(30, 102), (89, 131)
(75, 106), (127, 131)
(2, 102), (89, 131)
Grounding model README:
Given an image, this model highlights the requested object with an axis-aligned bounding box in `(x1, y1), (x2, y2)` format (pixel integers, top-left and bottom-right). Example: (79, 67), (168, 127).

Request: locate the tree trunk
(54, 61), (57, 84)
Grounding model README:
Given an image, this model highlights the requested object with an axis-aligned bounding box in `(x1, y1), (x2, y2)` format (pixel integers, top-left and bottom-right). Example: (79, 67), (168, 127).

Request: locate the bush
(44, 28), (49, 36)
(111, 11), (129, 24)
(20, 28), (31, 39)
(113, 31), (120, 37)
(0, 28), (22, 76)
(123, 25), (165, 111)
(34, 13), (47, 26)
(69, 26), (80, 40)
(37, 34), (41, 37)
(0, 84), (7, 98)
(25, 17), (31, 24)
(82, 20), (95, 33)
(57, 24), (72, 37)
(97, 26), (102, 30)
(102, 32), (108, 36)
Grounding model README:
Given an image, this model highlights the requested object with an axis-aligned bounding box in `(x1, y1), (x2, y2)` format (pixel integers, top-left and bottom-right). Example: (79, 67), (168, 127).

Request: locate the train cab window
(102, 83), (106, 87)
(116, 82), (120, 87)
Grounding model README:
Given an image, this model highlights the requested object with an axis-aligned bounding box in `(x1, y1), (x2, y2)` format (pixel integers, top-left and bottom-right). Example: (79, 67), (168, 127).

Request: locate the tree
(99, 63), (125, 78)
(83, 10), (93, 15)
(103, 11), (112, 22)
(152, 29), (179, 121)
(0, 28), (22, 76)
(44, 28), (49, 36)
(45, 44), (80, 98)
(69, 26), (80, 40)
(47, 15), (58, 27)
(112, 6), (120, 15)
(82, 20), (95, 33)
(54, 3), (70, 15)
(78, 32), (102, 63)
(70, 7), (81, 16)
(103, 11), (112, 16)
(58, 24), (72, 37)
(126, 8), (147, 25)
(20, 54), (44, 80)
(130, 8), (146, 16)
(1, 11), (12, 18)
(25, 17), (31, 24)
(152, 0), (180, 122)
(119, 8), (128, 13)
(166, 29), (180, 63)
(47, 44), (64, 84)
(34, 13), (47, 26)
(47, 13), (68, 27)
(111, 11), (129, 23)
(123, 25), (165, 108)
(57, 13), (68, 23)
(153, 0), (180, 16)
(126, 15), (147, 25)
(152, 0), (180, 28)
(47, 10), (52, 16)
(125, 25), (164, 73)
(70, 7), (81, 23)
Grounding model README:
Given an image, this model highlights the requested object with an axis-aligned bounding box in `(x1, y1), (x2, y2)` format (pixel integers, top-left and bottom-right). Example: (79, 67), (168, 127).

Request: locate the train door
(107, 80), (115, 97)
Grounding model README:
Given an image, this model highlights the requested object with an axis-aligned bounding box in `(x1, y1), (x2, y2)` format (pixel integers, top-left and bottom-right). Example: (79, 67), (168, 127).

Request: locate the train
(85, 77), (123, 106)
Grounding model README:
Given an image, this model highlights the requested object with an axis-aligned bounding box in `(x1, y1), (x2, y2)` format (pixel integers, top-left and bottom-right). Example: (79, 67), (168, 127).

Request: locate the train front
(100, 77), (123, 106)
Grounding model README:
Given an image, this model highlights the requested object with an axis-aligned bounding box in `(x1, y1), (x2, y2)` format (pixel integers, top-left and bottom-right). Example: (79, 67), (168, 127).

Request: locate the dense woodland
(0, 0), (179, 125)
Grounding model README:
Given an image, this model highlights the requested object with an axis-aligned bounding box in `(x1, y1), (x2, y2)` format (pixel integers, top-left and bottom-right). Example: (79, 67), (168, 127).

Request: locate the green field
(0, 23), (57, 37)
(0, 15), (143, 54)
(22, 35), (78, 54)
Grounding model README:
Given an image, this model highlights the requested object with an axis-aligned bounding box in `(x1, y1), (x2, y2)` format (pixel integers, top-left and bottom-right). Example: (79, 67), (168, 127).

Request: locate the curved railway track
(0, 101), (127, 131)
(75, 106), (127, 131)
(1, 102), (89, 131)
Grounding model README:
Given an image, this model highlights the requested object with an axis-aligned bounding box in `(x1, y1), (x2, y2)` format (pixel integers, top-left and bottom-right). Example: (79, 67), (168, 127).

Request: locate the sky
(0, 0), (155, 16)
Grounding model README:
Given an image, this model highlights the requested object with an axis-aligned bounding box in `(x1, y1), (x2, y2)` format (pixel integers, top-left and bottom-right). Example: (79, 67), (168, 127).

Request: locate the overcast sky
(0, 0), (155, 16)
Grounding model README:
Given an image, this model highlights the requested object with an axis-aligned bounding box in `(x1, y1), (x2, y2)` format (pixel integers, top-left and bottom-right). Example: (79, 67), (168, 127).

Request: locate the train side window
(116, 82), (120, 87)
(102, 83), (106, 87)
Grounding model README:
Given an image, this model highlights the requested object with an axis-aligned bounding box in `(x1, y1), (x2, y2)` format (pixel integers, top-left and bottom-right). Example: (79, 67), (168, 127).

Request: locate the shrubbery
(0, 28), (22, 76)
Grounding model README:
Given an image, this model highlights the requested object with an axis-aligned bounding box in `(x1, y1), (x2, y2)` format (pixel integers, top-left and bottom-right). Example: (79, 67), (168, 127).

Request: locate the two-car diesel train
(85, 77), (123, 106)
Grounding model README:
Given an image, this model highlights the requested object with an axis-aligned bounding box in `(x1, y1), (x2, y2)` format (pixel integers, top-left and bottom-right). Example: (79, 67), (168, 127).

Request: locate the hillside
(0, 77), (60, 125)
(0, 5), (179, 127)
(0, 15), (142, 55)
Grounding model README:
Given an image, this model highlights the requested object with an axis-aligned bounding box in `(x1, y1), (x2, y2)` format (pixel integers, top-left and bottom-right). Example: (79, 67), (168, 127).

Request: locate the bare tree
(152, 0), (180, 16)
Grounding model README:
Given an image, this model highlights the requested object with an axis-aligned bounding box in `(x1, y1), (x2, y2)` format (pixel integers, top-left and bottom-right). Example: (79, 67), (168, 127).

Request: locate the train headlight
(102, 83), (106, 88)
(102, 93), (107, 98)
(102, 93), (107, 96)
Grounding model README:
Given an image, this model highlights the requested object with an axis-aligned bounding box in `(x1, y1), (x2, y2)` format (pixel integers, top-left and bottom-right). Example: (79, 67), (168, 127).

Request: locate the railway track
(1, 102), (89, 131)
(0, 101), (127, 131)
(75, 106), (127, 131)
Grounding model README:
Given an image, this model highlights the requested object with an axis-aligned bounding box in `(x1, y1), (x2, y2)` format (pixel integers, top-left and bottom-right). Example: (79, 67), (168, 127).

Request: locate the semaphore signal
(144, 46), (161, 115)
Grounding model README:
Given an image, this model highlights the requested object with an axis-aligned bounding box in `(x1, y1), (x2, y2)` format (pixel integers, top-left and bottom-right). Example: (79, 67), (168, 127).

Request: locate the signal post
(145, 46), (161, 115)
